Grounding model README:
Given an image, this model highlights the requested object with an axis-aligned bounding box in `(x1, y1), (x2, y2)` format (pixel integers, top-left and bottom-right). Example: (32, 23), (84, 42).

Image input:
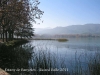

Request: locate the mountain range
(34, 24), (100, 35)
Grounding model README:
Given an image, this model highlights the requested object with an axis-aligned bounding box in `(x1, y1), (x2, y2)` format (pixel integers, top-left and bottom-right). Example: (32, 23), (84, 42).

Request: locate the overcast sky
(33, 0), (100, 28)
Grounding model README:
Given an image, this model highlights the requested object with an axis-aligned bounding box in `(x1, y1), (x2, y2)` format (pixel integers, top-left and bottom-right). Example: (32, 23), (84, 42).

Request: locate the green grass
(4, 39), (29, 47)
(57, 38), (68, 42)
(32, 38), (68, 42)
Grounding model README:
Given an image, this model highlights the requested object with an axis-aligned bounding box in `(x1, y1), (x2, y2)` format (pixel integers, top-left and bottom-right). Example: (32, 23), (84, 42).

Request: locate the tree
(0, 0), (43, 42)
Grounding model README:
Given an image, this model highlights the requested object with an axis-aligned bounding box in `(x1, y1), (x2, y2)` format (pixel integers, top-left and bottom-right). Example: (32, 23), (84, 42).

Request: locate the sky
(33, 0), (100, 28)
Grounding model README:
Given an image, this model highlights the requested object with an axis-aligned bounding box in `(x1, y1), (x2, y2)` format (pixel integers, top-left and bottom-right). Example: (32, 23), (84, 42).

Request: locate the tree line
(0, 0), (43, 42)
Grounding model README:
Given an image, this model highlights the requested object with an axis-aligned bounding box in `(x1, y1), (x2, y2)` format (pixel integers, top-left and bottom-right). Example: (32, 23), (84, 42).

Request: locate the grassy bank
(0, 39), (29, 48)
(5, 39), (28, 46)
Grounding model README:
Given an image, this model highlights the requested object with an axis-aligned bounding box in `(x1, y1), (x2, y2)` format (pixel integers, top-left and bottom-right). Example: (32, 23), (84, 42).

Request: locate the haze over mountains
(35, 24), (100, 35)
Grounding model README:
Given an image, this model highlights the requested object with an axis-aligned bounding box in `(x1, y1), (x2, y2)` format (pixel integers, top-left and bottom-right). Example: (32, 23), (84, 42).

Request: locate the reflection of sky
(30, 37), (100, 71)
(34, 0), (100, 28)
(30, 37), (100, 58)
(30, 37), (100, 50)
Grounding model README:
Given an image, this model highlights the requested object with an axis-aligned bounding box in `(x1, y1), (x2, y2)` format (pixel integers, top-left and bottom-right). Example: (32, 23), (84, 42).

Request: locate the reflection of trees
(0, 44), (34, 75)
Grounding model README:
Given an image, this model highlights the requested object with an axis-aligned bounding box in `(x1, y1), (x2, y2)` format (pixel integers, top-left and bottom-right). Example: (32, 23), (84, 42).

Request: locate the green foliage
(57, 39), (68, 42)
(4, 39), (29, 47)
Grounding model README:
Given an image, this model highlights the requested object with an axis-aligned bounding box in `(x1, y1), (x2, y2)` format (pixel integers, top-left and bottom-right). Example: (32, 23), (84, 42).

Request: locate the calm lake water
(29, 37), (100, 71)
(1, 37), (100, 75)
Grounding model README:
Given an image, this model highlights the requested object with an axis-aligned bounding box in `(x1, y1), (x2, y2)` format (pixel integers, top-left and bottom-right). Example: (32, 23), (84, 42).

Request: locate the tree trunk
(21, 35), (22, 39)
(11, 31), (14, 40)
(3, 27), (4, 42)
(1, 34), (2, 39)
(9, 31), (11, 41)
(5, 30), (8, 42)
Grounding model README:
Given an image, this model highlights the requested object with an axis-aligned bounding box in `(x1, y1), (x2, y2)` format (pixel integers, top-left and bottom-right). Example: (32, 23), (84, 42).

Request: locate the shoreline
(0, 39), (29, 49)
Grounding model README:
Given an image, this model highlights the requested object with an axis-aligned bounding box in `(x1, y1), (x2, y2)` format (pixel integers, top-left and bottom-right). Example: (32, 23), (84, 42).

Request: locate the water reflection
(0, 38), (100, 75)
(0, 44), (34, 75)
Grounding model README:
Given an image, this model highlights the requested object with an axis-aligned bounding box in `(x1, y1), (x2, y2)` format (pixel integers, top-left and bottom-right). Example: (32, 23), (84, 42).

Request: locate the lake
(29, 37), (100, 72)
(0, 37), (100, 75)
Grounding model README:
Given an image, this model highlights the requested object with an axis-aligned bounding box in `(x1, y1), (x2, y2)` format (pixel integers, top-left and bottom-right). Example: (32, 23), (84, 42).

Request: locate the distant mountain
(34, 24), (100, 35)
